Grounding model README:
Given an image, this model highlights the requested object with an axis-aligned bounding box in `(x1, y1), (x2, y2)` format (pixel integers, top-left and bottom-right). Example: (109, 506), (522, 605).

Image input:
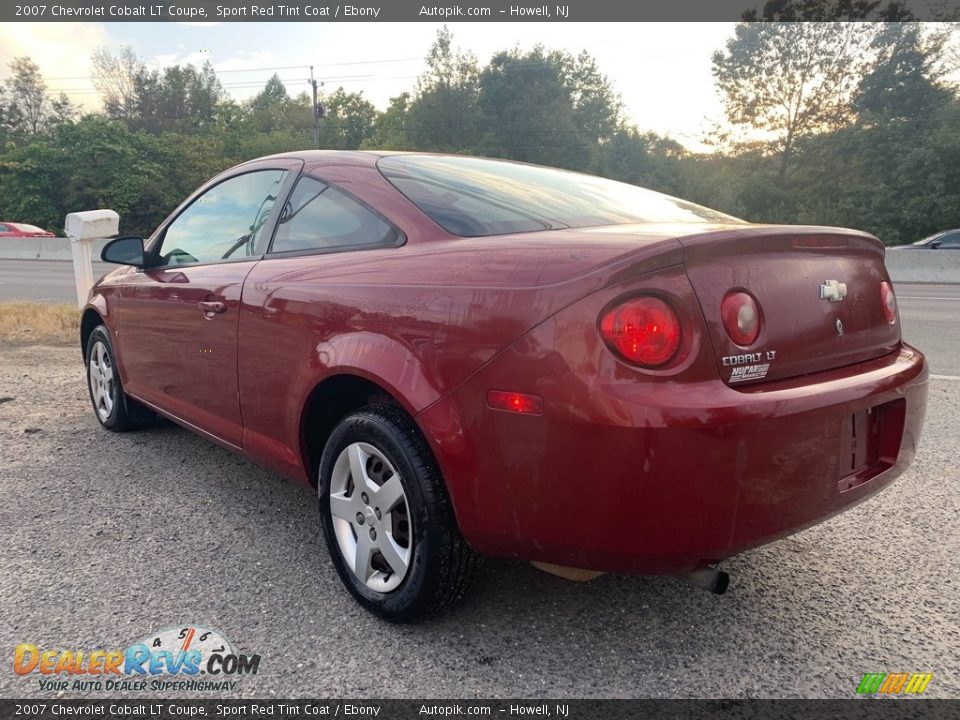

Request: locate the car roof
(236, 149), (527, 169)
(243, 149), (403, 167)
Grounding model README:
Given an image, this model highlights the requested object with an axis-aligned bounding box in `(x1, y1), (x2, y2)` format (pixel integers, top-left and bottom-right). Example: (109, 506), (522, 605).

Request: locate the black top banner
(2, 0), (958, 22)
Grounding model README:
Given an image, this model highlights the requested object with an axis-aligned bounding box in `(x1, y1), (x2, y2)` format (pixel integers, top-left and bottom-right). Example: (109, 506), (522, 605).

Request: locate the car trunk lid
(680, 226), (900, 386)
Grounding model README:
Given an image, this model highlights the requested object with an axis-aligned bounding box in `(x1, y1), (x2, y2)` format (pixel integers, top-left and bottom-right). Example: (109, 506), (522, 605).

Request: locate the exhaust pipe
(682, 565), (729, 595)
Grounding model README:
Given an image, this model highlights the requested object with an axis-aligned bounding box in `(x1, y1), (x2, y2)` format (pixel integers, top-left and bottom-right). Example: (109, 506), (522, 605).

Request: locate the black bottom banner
(1, 700), (958, 720)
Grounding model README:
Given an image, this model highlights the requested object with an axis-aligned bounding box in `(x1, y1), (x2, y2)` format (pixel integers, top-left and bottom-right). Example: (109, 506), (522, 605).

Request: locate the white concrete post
(65, 210), (119, 307)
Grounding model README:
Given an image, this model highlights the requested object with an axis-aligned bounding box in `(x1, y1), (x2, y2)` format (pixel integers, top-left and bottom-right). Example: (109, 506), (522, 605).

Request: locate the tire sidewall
(85, 326), (124, 430)
(318, 411), (436, 621)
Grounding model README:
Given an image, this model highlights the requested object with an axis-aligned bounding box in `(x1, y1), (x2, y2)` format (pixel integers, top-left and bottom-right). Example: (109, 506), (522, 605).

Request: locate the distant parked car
(908, 229), (960, 249)
(0, 222), (55, 238)
(81, 151), (928, 621)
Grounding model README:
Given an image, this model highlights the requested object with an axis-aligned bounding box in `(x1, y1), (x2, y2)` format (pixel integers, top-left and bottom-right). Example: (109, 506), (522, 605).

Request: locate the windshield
(377, 155), (743, 237)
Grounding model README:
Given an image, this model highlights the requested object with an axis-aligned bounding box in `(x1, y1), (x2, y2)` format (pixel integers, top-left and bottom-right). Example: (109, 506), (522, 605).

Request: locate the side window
(0, 224), (10, 232)
(155, 169), (288, 267)
(941, 232), (960, 248)
(271, 176), (401, 254)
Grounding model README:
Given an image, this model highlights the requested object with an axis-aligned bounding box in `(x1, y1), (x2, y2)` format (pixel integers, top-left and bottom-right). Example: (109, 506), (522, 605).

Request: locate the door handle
(198, 300), (227, 314)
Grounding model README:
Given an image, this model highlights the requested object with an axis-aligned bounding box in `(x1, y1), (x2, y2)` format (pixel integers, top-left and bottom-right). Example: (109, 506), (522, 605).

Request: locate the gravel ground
(0, 343), (957, 699)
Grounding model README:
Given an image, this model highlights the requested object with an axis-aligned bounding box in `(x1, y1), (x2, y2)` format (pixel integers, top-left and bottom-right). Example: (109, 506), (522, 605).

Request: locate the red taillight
(599, 296), (681, 367)
(487, 390), (544, 415)
(880, 281), (897, 324)
(721, 291), (761, 346)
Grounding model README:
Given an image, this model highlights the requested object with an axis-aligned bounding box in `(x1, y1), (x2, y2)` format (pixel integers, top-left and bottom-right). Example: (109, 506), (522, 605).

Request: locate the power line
(42, 56), (424, 82)
(48, 74), (420, 95)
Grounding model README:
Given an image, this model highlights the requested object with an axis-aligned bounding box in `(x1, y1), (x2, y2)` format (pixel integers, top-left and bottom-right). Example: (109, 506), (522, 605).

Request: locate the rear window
(377, 155), (742, 237)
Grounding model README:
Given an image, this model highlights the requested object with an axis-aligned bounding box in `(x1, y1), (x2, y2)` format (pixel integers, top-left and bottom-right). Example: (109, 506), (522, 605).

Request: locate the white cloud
(213, 50), (280, 73)
(0, 22), (109, 109)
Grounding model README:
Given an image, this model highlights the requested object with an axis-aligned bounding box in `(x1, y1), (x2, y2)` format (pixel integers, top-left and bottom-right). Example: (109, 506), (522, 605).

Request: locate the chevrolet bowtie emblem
(820, 280), (848, 302)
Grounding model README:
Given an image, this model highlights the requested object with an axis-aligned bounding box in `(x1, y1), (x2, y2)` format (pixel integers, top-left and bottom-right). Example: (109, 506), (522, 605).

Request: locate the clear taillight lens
(721, 291), (762, 346)
(599, 296), (682, 367)
(880, 281), (897, 324)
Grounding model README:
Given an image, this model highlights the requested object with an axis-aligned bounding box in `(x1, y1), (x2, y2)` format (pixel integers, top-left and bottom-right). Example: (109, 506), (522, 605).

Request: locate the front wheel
(85, 325), (152, 431)
(318, 405), (477, 622)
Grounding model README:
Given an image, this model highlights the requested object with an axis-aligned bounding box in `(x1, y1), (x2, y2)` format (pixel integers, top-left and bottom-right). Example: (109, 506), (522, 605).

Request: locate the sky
(0, 22), (737, 151)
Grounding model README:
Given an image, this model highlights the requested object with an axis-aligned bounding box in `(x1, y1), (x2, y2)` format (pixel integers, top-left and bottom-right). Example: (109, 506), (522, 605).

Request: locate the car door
(118, 160), (301, 446)
(236, 172), (407, 476)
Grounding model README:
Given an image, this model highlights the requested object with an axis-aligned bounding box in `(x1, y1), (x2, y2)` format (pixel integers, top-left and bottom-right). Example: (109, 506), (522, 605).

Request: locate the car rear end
(417, 225), (928, 575)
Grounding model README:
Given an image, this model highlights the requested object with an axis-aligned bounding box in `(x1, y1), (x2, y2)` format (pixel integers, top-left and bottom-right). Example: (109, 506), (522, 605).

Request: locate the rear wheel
(318, 405), (477, 622)
(85, 325), (153, 431)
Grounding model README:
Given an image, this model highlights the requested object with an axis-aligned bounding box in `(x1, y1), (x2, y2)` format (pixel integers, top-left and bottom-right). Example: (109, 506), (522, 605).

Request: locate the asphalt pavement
(896, 283), (960, 377)
(0, 258), (113, 303)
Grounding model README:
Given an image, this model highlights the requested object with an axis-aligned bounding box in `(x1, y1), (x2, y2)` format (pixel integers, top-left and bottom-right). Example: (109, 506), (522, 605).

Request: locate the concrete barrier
(0, 237), (111, 261)
(884, 248), (960, 284)
(0, 237), (957, 284)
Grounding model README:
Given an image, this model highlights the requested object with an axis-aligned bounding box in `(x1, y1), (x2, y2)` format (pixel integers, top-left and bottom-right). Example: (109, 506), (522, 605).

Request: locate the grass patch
(0, 302), (79, 344)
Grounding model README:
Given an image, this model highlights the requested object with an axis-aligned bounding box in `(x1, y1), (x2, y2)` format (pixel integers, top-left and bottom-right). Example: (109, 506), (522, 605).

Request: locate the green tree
(478, 47), (585, 168)
(0, 86), (10, 146)
(856, 22), (951, 122)
(4, 58), (52, 138)
(246, 75), (300, 133)
(564, 51), (623, 153)
(321, 88), (376, 149)
(404, 26), (481, 152)
(476, 46), (624, 171)
(712, 22), (877, 187)
(129, 62), (224, 134)
(250, 73), (289, 112)
(0, 117), (229, 235)
(600, 128), (684, 194)
(367, 93), (411, 149)
(741, 0), (913, 21)
(91, 46), (145, 121)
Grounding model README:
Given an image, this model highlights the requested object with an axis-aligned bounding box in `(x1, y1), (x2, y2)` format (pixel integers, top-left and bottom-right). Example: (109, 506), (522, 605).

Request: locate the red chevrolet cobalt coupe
(83, 151), (927, 620)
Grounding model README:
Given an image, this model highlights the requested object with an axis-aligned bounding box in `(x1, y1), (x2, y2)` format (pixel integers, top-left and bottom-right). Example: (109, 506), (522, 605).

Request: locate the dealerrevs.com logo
(14, 625), (261, 692)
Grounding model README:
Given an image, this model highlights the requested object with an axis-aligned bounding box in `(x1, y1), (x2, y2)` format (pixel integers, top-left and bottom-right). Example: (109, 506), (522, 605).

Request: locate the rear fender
(242, 330), (446, 482)
(305, 330), (445, 416)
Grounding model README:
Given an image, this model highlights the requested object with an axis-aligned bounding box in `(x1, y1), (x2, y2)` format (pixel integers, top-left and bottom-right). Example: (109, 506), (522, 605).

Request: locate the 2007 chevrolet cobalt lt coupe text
(82, 151), (928, 621)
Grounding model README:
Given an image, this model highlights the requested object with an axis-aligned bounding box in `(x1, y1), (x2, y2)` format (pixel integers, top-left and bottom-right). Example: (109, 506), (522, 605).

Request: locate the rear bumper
(417, 343), (928, 574)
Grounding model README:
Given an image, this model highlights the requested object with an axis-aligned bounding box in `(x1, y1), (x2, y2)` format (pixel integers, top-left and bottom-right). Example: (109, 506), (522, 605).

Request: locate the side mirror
(101, 236), (145, 266)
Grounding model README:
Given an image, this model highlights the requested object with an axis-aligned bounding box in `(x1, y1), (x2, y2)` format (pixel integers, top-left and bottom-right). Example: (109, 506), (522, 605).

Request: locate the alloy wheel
(88, 340), (115, 422)
(328, 442), (413, 593)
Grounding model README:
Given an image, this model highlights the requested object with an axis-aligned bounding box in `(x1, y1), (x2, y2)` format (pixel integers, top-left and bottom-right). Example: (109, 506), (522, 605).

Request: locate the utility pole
(309, 66), (324, 149)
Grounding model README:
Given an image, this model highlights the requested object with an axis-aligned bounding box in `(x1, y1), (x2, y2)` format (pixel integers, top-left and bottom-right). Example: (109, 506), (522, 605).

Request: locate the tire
(318, 404), (478, 622)
(85, 325), (154, 432)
